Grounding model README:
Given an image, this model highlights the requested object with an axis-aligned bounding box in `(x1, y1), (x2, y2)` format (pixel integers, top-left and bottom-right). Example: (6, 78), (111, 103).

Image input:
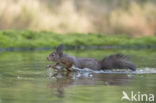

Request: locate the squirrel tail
(99, 54), (136, 71)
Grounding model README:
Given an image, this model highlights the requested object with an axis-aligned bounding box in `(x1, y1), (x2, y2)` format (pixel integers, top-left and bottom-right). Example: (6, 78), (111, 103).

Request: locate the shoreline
(0, 45), (156, 52)
(0, 30), (156, 50)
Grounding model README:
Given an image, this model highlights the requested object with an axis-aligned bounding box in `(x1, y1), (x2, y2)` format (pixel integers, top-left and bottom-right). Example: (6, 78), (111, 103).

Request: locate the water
(0, 49), (156, 103)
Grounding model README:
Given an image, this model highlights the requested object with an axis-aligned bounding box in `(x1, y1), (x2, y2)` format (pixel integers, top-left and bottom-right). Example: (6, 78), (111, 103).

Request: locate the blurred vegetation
(0, 0), (156, 36)
(0, 30), (156, 48)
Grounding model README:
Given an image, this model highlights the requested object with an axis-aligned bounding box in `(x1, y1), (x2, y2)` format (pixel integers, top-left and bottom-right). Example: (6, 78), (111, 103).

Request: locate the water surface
(0, 49), (156, 103)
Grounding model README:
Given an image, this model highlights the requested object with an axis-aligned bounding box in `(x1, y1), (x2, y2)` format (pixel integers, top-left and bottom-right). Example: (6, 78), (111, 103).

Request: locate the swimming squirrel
(47, 44), (136, 71)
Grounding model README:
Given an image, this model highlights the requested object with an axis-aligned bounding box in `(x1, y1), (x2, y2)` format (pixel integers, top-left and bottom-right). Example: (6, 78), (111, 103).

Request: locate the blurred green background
(0, 0), (156, 49)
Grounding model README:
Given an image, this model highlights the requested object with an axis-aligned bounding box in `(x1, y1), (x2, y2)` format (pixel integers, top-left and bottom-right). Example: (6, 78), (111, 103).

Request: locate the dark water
(0, 49), (156, 103)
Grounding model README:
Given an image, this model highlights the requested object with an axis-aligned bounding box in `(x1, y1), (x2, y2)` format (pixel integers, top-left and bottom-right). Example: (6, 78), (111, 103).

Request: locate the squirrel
(47, 44), (136, 71)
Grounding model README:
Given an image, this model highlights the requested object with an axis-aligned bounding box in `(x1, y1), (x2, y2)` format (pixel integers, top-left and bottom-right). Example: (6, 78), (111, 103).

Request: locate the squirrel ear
(56, 44), (64, 56)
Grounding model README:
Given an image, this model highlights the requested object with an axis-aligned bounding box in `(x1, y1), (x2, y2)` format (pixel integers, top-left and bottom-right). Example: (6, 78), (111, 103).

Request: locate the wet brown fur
(47, 45), (136, 71)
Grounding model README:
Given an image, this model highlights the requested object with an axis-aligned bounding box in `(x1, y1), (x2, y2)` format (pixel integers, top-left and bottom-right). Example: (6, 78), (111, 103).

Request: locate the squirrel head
(47, 44), (64, 62)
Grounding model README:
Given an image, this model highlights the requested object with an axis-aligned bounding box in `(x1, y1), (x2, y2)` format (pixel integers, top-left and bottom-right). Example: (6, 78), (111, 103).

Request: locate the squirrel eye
(51, 53), (55, 56)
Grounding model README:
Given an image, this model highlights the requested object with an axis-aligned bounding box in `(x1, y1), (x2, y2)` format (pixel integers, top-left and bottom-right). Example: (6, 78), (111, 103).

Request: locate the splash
(47, 66), (156, 79)
(72, 67), (156, 74)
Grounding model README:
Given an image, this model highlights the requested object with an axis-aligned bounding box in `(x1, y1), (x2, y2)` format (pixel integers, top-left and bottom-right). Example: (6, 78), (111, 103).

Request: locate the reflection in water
(47, 70), (135, 98)
(47, 72), (74, 98)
